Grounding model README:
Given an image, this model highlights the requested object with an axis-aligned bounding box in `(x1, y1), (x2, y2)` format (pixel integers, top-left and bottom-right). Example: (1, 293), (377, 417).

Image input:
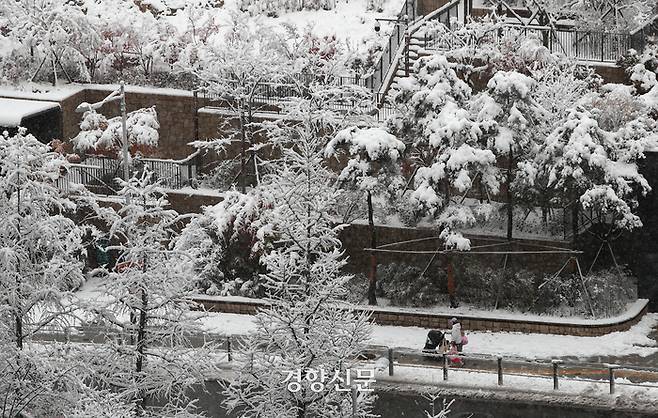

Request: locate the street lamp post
(75, 81), (130, 204)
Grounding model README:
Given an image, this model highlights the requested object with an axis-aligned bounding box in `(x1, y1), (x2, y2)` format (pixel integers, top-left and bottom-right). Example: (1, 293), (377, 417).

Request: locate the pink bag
(461, 334), (468, 345)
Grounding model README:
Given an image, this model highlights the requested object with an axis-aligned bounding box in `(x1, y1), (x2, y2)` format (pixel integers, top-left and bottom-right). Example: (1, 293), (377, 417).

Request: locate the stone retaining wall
(193, 297), (648, 337)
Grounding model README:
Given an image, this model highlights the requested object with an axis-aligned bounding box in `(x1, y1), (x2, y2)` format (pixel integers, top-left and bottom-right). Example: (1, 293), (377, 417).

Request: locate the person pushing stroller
(422, 318), (468, 366)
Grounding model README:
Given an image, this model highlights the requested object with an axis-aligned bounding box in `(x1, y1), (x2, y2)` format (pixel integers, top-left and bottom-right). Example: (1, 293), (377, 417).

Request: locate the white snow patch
(0, 98), (60, 127)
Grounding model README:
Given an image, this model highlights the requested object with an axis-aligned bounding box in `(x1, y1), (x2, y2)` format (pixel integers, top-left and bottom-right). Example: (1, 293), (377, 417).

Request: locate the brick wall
(193, 296), (648, 336)
(64, 88), (207, 159)
(166, 190), (223, 214)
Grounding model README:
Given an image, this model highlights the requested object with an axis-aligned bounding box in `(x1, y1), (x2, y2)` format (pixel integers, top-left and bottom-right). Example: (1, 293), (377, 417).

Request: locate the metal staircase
(365, 0), (469, 102)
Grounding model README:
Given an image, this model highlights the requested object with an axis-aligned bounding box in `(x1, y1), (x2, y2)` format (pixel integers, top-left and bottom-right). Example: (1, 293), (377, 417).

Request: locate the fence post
(227, 337), (232, 362)
(552, 360), (560, 390)
(351, 385), (358, 417)
(608, 365), (617, 394)
(497, 357), (503, 385)
(388, 348), (394, 376)
(442, 354), (448, 381)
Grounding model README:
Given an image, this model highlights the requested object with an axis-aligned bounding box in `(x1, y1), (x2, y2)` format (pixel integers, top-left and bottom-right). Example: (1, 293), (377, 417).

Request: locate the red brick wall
(62, 88), (205, 160)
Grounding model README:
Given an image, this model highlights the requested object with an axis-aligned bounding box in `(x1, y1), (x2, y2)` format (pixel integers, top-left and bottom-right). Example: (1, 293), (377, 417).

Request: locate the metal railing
(424, 23), (643, 63)
(365, 0), (461, 93)
(382, 347), (658, 395)
(504, 26), (640, 63)
(57, 152), (199, 195)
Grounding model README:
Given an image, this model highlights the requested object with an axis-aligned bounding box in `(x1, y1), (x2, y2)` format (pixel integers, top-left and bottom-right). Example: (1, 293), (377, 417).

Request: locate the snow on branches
(174, 190), (269, 296)
(85, 170), (216, 416)
(327, 126), (405, 188)
(222, 88), (374, 417)
(239, 0), (337, 15)
(72, 106), (159, 156)
(390, 54), (499, 249)
(538, 107), (656, 230)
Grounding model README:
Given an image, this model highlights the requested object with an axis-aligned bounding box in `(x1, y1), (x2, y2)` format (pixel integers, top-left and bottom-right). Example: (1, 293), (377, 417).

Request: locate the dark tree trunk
(572, 200), (579, 239)
(239, 110), (247, 193)
(367, 191), (377, 305)
(506, 147), (513, 241)
(15, 299), (22, 350)
(135, 289), (148, 373)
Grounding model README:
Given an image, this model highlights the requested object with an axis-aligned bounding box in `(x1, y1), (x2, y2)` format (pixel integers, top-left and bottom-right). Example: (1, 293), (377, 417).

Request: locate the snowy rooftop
(0, 98), (60, 127)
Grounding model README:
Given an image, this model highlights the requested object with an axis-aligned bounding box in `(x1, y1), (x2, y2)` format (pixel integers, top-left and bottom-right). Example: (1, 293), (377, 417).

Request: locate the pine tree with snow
(325, 126), (405, 304)
(222, 88), (374, 418)
(471, 69), (547, 240)
(390, 55), (500, 250)
(535, 106), (657, 234)
(82, 170), (216, 416)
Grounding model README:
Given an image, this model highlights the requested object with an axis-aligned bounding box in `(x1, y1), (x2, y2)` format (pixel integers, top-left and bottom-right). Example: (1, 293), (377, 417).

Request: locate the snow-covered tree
(83, 171), (216, 416)
(71, 106), (160, 161)
(325, 126), (405, 304)
(0, 129), (96, 416)
(174, 190), (269, 297)
(535, 106), (657, 233)
(624, 44), (658, 94)
(0, 128), (86, 349)
(547, 0), (653, 31)
(222, 89), (374, 418)
(0, 0), (100, 83)
(471, 70), (547, 239)
(191, 13), (288, 191)
(390, 55), (500, 250)
(423, 18), (553, 88)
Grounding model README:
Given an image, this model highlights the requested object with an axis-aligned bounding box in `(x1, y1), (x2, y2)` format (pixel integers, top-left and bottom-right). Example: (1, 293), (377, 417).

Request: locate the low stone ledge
(191, 295), (649, 337)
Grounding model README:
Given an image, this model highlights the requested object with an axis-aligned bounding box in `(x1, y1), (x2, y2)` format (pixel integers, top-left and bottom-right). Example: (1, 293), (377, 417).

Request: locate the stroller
(422, 330), (445, 353)
(422, 329), (465, 367)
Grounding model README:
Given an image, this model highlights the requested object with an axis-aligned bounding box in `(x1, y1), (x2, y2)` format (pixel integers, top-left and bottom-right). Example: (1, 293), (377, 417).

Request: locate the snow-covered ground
(163, 0), (405, 57)
(199, 311), (658, 360)
(370, 364), (658, 411)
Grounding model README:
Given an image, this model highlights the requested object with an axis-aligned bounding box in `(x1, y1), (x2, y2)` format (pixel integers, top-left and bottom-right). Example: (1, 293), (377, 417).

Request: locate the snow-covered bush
(621, 44), (658, 94)
(366, 0), (385, 12)
(174, 190), (268, 297)
(240, 0), (337, 16)
(71, 106), (159, 158)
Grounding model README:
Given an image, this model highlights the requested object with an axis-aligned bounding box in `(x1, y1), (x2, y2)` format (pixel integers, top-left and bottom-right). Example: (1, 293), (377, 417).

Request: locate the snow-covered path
(200, 311), (658, 363)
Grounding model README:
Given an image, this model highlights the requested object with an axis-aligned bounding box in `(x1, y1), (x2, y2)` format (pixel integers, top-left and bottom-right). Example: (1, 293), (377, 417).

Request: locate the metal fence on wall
(425, 23), (643, 63)
(57, 153), (199, 195)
